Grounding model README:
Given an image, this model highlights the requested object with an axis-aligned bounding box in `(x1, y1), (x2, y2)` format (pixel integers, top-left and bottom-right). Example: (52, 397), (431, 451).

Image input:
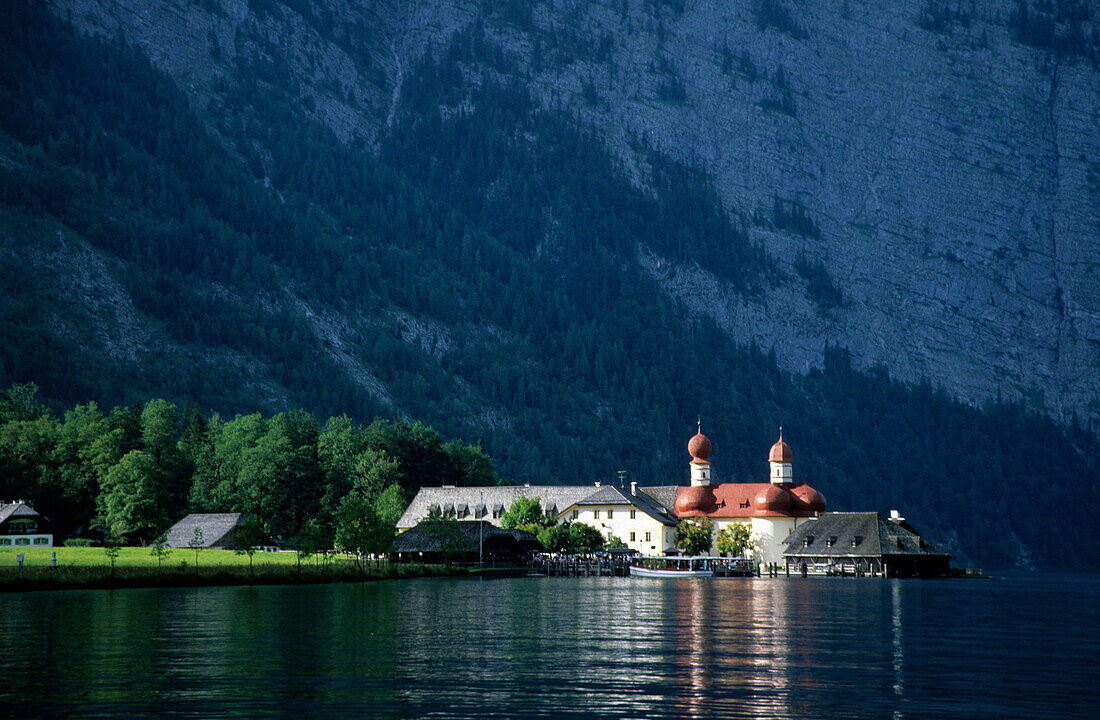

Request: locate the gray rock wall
(48, 0), (1100, 424)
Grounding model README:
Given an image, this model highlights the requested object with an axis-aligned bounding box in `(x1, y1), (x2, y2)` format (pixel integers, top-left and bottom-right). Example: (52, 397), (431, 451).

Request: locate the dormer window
(803, 535), (814, 548)
(851, 536), (863, 547)
(827, 536), (837, 548)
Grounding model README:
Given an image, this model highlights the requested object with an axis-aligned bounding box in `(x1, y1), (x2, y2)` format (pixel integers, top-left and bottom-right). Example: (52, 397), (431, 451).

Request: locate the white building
(396, 426), (825, 564)
(669, 427), (825, 564)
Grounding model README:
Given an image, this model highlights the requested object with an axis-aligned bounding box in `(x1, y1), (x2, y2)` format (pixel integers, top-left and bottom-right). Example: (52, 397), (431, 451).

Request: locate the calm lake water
(2, 572), (1098, 719)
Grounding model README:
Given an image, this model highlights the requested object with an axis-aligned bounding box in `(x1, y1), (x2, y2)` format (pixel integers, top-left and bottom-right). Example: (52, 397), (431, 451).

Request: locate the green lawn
(0, 546), (329, 569)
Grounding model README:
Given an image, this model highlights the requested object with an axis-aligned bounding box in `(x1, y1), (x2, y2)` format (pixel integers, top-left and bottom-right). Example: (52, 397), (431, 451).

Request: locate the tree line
(0, 383), (496, 550)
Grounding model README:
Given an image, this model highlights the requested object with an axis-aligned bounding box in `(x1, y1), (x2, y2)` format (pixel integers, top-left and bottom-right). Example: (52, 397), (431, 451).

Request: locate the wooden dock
(534, 554), (761, 577)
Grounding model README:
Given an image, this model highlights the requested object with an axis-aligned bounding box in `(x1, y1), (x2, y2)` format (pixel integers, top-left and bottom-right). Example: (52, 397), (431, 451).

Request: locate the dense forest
(0, 382), (495, 549)
(1, 2), (1097, 569)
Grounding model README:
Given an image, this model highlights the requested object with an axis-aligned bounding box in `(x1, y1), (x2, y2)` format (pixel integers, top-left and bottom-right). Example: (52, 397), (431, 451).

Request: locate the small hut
(165, 513), (248, 549)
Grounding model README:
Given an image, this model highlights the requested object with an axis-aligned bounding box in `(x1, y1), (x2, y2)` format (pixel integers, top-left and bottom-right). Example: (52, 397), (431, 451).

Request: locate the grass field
(0, 546), (465, 591)
(0, 546), (326, 569)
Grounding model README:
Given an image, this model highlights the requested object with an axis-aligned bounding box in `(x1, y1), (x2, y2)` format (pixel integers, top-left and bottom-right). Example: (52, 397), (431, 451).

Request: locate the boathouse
(782, 512), (951, 577)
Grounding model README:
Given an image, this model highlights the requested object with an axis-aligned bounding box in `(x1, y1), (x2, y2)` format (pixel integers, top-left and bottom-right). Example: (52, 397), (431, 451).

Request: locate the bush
(63, 538), (94, 547)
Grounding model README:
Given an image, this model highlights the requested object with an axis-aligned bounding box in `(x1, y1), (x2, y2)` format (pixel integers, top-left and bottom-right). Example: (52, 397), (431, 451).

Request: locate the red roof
(674, 482), (825, 518)
(768, 436), (793, 463)
(688, 432), (712, 462)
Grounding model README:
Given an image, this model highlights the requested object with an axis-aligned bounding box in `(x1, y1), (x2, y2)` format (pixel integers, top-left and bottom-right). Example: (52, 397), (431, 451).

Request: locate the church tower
(769, 430), (793, 485)
(688, 421), (712, 486)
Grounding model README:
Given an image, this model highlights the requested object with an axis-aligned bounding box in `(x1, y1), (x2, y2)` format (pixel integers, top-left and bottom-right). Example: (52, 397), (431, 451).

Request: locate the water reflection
(1, 574), (1098, 719)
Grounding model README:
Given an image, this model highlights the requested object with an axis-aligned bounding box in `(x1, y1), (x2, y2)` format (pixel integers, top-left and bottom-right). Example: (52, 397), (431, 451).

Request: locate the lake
(2, 572), (1097, 719)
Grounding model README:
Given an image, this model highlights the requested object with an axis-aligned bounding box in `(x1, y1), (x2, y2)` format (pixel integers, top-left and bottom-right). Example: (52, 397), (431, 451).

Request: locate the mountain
(1, 0), (1098, 568)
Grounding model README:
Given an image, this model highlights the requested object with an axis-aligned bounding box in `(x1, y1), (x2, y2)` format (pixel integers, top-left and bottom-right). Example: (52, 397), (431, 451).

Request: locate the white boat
(630, 556), (714, 578)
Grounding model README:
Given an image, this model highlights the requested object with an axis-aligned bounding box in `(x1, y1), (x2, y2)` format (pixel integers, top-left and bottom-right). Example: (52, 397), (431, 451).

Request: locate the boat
(630, 556), (714, 578)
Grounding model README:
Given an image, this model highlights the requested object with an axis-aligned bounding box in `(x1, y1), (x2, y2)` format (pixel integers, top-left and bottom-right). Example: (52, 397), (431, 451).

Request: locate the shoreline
(0, 562), (468, 593)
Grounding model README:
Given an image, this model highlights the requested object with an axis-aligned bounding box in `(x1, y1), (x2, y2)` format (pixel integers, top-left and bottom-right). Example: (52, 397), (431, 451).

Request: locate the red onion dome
(768, 436), (792, 463)
(674, 485), (717, 515)
(791, 485), (826, 513)
(688, 432), (712, 462)
(753, 484), (793, 513)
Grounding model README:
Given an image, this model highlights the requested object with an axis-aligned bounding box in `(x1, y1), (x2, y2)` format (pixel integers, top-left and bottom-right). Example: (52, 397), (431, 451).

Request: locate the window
(33, 537), (48, 545)
(827, 536), (837, 548)
(629, 509), (636, 519)
(571, 510), (578, 519)
(594, 510), (600, 519)
(851, 536), (863, 547)
(0, 538), (10, 546)
(803, 536), (814, 548)
(629, 532), (636, 541)
(15, 537), (30, 545)
(645, 532), (651, 542)
(606, 509), (613, 519)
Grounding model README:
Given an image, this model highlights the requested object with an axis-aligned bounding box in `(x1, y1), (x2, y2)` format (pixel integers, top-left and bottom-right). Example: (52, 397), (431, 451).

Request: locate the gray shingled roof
(390, 520), (541, 554)
(398, 485), (605, 528)
(165, 513), (244, 548)
(783, 512), (949, 559)
(639, 485), (680, 514)
(0, 501), (49, 530)
(398, 484), (683, 529)
(572, 486), (679, 526)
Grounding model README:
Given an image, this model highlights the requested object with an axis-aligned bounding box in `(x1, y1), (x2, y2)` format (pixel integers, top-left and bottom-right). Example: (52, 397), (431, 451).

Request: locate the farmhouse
(0, 500), (53, 547)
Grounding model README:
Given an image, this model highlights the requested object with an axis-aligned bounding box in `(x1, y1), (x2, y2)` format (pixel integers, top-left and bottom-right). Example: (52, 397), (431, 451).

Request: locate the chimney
(594, 481), (601, 487)
(889, 509), (903, 522)
(631, 481), (637, 496)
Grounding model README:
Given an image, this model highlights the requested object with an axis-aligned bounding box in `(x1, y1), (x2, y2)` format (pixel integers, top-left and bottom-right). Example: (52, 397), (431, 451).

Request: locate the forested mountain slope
(1, 0), (1097, 568)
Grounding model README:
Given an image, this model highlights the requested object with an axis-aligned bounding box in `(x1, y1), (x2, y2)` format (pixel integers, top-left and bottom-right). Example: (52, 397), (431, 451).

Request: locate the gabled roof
(567, 485), (679, 527)
(639, 485), (680, 513)
(0, 501), (48, 527)
(165, 513), (244, 548)
(783, 512), (949, 559)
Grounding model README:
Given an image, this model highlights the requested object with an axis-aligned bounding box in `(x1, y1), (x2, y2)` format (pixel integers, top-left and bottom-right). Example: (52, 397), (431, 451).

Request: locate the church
(396, 425), (826, 565)
(668, 425), (825, 564)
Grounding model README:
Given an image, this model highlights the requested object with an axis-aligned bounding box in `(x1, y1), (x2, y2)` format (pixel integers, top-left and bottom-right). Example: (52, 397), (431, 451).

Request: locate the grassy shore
(0, 547), (466, 592)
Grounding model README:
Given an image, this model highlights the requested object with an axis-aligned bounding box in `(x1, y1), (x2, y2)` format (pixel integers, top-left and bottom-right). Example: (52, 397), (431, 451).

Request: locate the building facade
(0, 500), (53, 548)
(670, 427), (825, 564)
(397, 426), (826, 563)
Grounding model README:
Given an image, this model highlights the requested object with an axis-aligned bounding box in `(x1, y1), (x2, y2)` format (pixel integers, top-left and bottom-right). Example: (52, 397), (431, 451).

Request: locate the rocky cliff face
(45, 0), (1100, 424)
